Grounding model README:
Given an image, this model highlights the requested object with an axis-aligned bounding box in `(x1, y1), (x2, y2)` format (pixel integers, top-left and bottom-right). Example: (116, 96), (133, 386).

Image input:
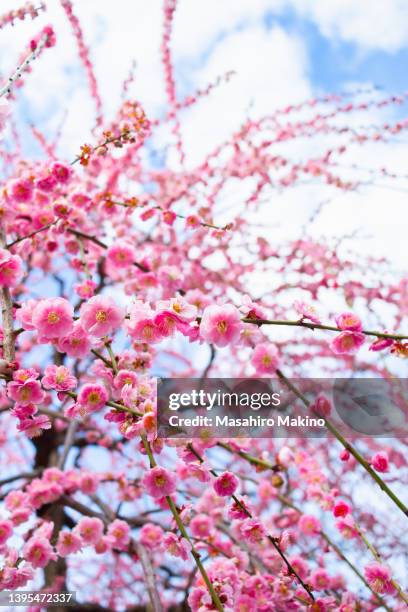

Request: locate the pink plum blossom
(7, 378), (45, 406)
(310, 568), (331, 591)
(0, 520), (13, 546)
(294, 300), (321, 324)
(23, 537), (57, 568)
(139, 523), (164, 550)
(77, 383), (109, 413)
(74, 517), (104, 545)
(0, 249), (23, 287)
(8, 178), (33, 203)
(163, 533), (191, 560)
(330, 331), (365, 355)
(107, 519), (130, 549)
(158, 297), (198, 321)
(126, 301), (163, 343)
(239, 519), (266, 543)
(80, 295), (124, 337)
(200, 304), (242, 347)
(142, 466), (177, 498)
(15, 299), (39, 331)
(213, 471), (239, 497)
(32, 297), (74, 339)
(251, 342), (280, 374)
(371, 451), (389, 473)
(57, 321), (92, 357)
(113, 369), (138, 390)
(50, 161), (72, 184)
(364, 563), (395, 594)
(335, 312), (363, 332)
(106, 242), (136, 267)
(190, 514), (213, 538)
(74, 279), (97, 298)
(333, 500), (351, 518)
(369, 336), (394, 351)
(56, 530), (83, 556)
(335, 516), (359, 539)
(42, 365), (77, 391)
(17, 415), (51, 437)
(298, 514), (321, 535)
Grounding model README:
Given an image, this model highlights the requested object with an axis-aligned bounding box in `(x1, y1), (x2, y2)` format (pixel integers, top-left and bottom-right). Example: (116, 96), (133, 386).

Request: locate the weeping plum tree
(0, 2), (407, 611)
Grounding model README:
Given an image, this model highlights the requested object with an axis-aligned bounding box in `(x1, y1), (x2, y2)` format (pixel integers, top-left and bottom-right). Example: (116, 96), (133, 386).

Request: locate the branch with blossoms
(0, 3), (45, 31)
(0, 26), (56, 99)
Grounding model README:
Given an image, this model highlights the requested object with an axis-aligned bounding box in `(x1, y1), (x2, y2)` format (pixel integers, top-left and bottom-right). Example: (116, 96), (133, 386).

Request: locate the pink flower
(107, 519), (130, 549)
(0, 249), (23, 287)
(5, 490), (27, 512)
(80, 295), (124, 337)
(74, 280), (97, 298)
(251, 343), (279, 374)
(113, 369), (138, 390)
(364, 563), (395, 594)
(310, 568), (331, 591)
(313, 394), (332, 418)
(32, 297), (74, 339)
(288, 555), (309, 580)
(294, 300), (321, 324)
(57, 321), (92, 358)
(35, 174), (57, 192)
(126, 301), (163, 343)
(23, 536), (56, 568)
(50, 162), (72, 184)
(162, 210), (176, 225)
(26, 478), (63, 509)
(335, 516), (358, 539)
(79, 472), (99, 494)
(56, 530), (83, 557)
(335, 312), (363, 332)
(153, 310), (191, 337)
(0, 520), (13, 546)
(200, 304), (242, 347)
(213, 471), (238, 497)
(330, 331), (365, 355)
(7, 379), (45, 406)
(371, 451), (389, 473)
(139, 523), (164, 550)
(17, 415), (51, 437)
(239, 518), (266, 543)
(163, 533), (191, 560)
(340, 449), (350, 461)
(333, 500), (351, 518)
(190, 514), (213, 538)
(8, 178), (33, 203)
(158, 297), (197, 321)
(75, 517), (104, 545)
(77, 384), (109, 414)
(106, 242), (136, 268)
(143, 466), (177, 498)
(15, 299), (39, 330)
(42, 365), (77, 391)
(369, 336), (394, 352)
(298, 514), (321, 535)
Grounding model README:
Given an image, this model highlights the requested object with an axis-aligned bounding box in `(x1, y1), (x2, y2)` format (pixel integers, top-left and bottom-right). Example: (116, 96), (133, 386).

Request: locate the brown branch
(0, 227), (15, 362)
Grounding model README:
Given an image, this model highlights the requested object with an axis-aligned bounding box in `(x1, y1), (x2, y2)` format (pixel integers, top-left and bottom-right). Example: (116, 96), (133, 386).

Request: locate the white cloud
(179, 24), (311, 165)
(289, 0), (408, 52)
